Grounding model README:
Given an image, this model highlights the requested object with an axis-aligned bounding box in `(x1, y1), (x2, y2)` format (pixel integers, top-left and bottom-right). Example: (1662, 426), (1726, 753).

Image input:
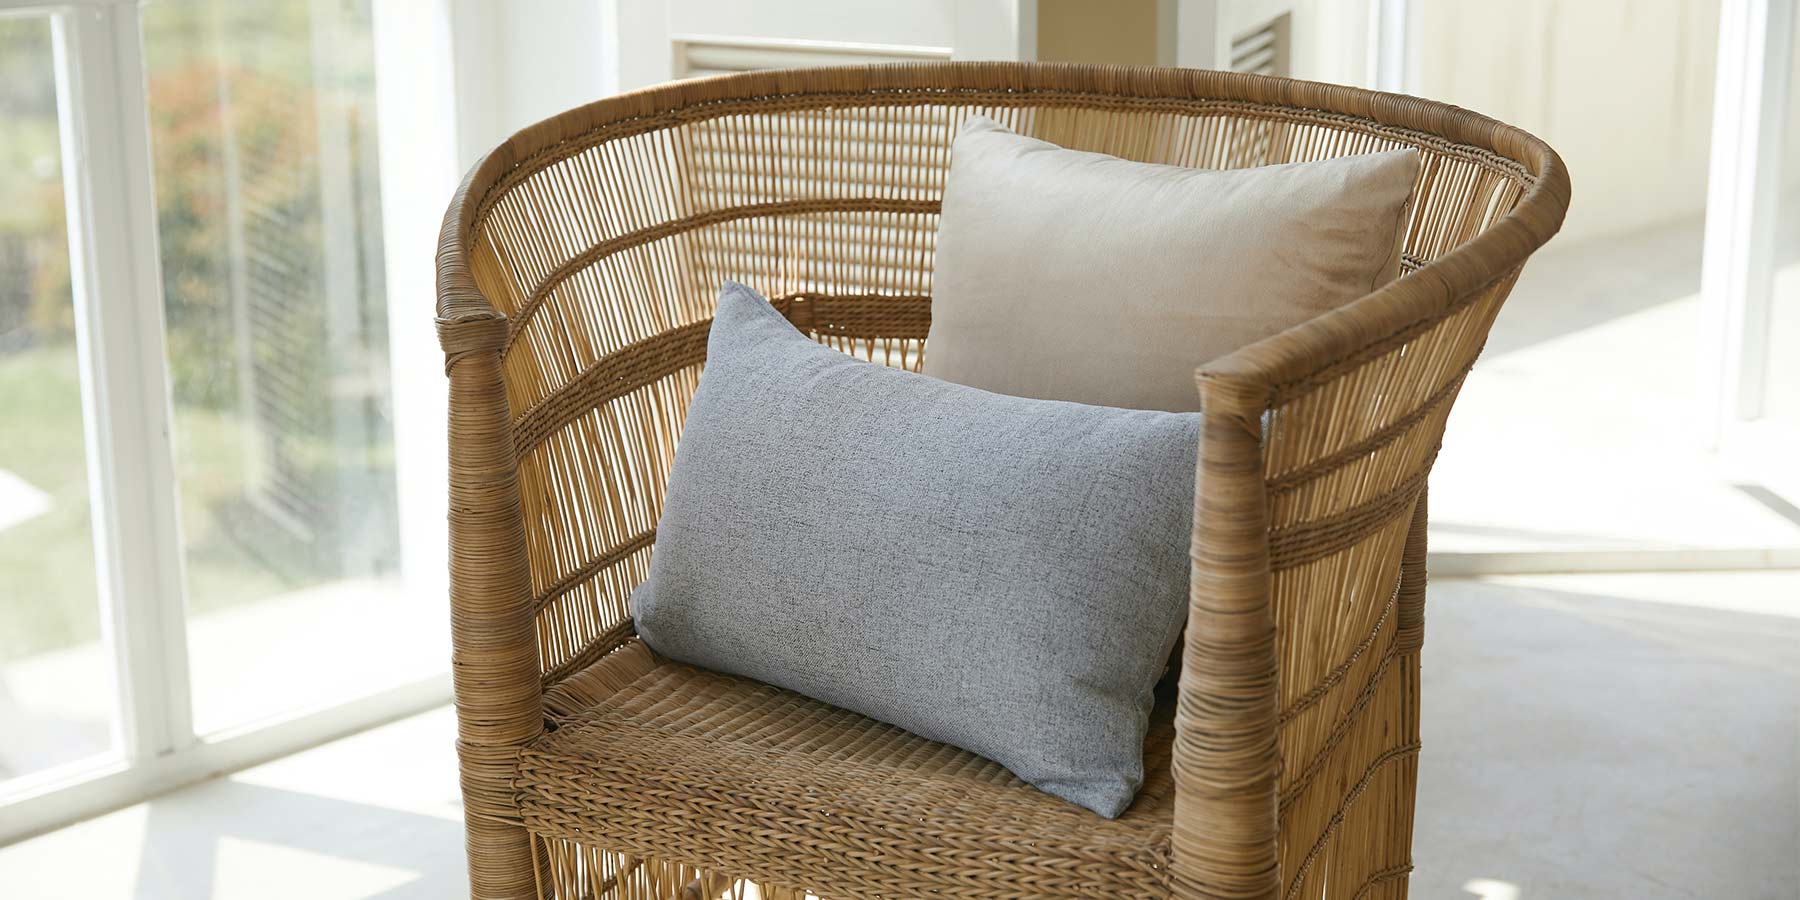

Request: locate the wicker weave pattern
(437, 63), (1569, 899)
(518, 641), (1177, 898)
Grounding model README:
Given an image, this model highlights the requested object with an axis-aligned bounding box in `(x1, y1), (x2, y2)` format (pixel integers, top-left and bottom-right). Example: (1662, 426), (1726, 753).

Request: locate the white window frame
(1368, 0), (1408, 92)
(1708, 0), (1800, 569)
(0, 0), (465, 843)
(1704, 0), (1793, 437)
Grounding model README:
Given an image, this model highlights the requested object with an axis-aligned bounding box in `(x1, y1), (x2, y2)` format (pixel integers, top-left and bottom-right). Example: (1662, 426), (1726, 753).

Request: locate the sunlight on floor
(1431, 212), (1800, 555)
(211, 837), (417, 900)
(0, 707), (466, 898)
(1462, 878), (1522, 900)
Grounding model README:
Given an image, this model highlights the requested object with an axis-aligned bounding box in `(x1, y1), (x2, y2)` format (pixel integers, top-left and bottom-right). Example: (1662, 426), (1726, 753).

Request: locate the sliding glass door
(0, 10), (114, 790)
(0, 0), (457, 842)
(1412, 0), (1800, 572)
(138, 0), (437, 737)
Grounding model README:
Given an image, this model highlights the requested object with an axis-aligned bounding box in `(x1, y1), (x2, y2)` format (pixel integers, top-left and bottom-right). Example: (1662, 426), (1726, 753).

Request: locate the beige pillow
(923, 116), (1420, 411)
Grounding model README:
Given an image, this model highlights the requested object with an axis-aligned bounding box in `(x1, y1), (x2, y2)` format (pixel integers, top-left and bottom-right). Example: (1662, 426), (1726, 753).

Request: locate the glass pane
(143, 0), (427, 734)
(1743, 11), (1800, 517)
(1773, 234), (1800, 426)
(1415, 3), (1800, 555)
(0, 16), (116, 784)
(1771, 12), (1800, 431)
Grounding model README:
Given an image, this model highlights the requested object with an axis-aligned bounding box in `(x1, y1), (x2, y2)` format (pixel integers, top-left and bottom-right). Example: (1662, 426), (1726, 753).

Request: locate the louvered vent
(1230, 13), (1291, 76)
(674, 36), (949, 79)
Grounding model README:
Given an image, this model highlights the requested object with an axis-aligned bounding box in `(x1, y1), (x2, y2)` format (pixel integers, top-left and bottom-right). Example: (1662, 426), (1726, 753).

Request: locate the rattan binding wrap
(436, 62), (1569, 900)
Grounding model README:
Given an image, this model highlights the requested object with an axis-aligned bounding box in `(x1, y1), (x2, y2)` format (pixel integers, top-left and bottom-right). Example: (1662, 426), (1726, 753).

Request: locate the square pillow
(923, 115), (1421, 411)
(630, 282), (1200, 817)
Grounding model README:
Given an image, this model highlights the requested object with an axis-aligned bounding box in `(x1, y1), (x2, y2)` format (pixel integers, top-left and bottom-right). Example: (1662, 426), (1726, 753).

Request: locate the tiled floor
(2, 571), (1796, 899)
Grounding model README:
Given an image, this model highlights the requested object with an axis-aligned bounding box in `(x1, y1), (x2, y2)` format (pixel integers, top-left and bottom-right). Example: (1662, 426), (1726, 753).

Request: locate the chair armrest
(1169, 376), (1282, 900)
(441, 314), (545, 898)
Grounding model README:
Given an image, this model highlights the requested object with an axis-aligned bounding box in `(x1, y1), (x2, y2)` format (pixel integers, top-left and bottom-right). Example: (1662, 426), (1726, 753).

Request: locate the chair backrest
(438, 62), (1568, 899)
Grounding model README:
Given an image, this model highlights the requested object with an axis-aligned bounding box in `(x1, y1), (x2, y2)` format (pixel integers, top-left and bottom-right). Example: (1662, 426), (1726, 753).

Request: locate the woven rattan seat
(437, 63), (1569, 898)
(518, 641), (1176, 897)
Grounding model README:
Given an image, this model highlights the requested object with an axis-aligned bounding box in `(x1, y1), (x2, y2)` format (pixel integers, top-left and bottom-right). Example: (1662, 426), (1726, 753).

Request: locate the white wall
(1408, 0), (1723, 244)
(447, 0), (617, 160)
(1226, 0), (1376, 87)
(444, 0), (1800, 251)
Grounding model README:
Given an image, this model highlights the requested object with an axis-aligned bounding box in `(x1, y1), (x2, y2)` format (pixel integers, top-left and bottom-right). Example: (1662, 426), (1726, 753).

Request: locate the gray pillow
(630, 282), (1199, 817)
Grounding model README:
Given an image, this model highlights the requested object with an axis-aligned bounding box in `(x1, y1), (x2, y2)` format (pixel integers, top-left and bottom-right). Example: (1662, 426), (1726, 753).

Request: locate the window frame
(0, 0), (459, 844)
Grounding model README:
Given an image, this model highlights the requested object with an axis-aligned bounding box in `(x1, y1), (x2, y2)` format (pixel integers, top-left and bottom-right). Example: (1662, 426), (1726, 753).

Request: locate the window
(0, 0), (461, 841)
(1412, 0), (1800, 569)
(0, 11), (113, 788)
(140, 0), (431, 736)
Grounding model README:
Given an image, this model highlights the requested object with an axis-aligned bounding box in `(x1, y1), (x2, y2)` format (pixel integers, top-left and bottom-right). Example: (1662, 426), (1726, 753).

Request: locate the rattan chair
(436, 63), (1568, 900)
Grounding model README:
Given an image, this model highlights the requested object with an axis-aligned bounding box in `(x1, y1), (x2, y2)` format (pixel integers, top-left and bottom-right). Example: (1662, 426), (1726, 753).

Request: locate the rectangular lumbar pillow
(924, 115), (1421, 411)
(631, 282), (1199, 818)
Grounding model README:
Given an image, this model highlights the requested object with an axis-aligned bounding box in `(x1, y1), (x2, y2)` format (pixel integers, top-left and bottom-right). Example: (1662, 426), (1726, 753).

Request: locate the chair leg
(445, 343), (547, 899)
(680, 872), (737, 899)
(534, 838), (772, 900)
(462, 813), (542, 899)
(1396, 486), (1429, 654)
(1385, 486), (1431, 900)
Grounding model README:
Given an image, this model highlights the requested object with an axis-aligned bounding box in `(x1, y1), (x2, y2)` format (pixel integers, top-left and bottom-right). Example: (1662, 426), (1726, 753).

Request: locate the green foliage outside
(0, 1), (396, 665)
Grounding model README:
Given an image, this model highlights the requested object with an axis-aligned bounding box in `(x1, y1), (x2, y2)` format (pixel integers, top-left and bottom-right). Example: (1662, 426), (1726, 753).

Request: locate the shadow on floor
(1425, 519), (1672, 548)
(129, 780), (465, 899)
(1485, 186), (1800, 359)
(1484, 214), (1704, 358)
(1413, 576), (1800, 899)
(1735, 483), (1800, 530)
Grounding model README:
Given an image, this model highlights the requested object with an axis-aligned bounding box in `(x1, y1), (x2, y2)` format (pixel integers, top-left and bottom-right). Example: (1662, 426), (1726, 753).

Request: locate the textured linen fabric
(923, 115), (1421, 411)
(630, 283), (1200, 818)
